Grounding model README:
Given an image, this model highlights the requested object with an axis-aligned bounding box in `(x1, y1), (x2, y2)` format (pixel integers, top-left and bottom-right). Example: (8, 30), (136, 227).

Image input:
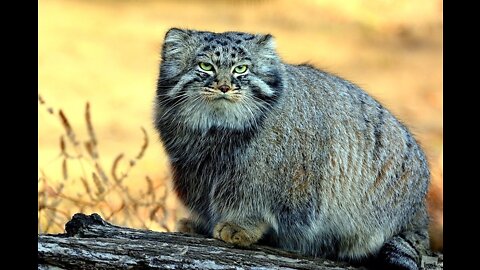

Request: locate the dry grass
(38, 95), (171, 233)
(38, 0), (442, 250)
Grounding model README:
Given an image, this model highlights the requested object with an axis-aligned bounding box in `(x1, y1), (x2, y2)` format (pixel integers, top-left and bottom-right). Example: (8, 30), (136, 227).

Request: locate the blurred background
(38, 0), (443, 251)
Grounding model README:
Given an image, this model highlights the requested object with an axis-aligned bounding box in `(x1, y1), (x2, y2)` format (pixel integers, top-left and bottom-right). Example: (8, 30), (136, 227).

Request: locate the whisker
(158, 95), (192, 118)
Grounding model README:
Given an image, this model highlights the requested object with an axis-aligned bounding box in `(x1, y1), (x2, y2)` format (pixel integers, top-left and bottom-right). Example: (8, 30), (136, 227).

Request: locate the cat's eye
(233, 65), (248, 74)
(199, 62), (213, 72)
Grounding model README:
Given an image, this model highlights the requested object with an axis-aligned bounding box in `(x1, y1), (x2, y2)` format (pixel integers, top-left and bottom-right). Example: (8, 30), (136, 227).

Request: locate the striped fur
(154, 29), (431, 269)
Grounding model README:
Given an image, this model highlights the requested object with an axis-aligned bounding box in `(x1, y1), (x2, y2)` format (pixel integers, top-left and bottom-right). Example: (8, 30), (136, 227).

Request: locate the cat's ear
(256, 34), (276, 51)
(164, 28), (191, 45)
(161, 28), (196, 62)
(255, 34), (278, 59)
(160, 28), (198, 79)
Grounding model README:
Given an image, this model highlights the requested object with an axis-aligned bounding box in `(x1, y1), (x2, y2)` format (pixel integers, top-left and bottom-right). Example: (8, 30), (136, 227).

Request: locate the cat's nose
(218, 85), (231, 93)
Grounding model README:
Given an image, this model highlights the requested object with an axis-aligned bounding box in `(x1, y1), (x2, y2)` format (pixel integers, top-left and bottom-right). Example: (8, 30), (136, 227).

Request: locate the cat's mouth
(201, 88), (242, 103)
(213, 94), (235, 101)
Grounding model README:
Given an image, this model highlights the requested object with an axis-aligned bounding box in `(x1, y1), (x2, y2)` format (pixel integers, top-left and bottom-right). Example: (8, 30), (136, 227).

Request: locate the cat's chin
(207, 100), (241, 113)
(208, 96), (240, 105)
(210, 98), (236, 105)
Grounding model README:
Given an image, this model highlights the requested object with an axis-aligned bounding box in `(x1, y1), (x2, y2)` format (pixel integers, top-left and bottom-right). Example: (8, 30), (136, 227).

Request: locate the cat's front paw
(213, 221), (261, 247)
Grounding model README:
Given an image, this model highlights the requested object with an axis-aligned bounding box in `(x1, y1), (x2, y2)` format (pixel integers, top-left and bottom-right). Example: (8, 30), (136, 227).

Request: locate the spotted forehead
(195, 32), (254, 66)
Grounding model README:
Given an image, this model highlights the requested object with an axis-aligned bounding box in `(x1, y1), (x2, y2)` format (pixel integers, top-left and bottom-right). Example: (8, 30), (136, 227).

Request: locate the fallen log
(38, 213), (443, 269)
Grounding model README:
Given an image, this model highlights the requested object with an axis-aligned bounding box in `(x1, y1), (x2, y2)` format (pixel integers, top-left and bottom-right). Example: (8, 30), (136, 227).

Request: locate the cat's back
(280, 63), (378, 121)
(246, 62), (429, 209)
(255, 63), (390, 151)
(263, 63), (417, 153)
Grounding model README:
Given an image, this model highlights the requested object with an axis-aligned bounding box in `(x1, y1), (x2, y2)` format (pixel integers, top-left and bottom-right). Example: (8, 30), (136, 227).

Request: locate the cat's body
(154, 28), (430, 270)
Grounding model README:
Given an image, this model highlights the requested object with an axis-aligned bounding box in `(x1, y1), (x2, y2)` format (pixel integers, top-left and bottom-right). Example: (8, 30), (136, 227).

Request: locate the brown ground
(38, 0), (443, 250)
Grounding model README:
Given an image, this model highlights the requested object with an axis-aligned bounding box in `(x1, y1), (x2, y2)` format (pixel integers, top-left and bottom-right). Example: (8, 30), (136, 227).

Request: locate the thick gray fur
(154, 28), (430, 270)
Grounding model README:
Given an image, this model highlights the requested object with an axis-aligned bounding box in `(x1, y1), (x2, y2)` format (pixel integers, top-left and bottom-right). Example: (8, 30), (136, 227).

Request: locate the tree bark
(38, 213), (443, 270)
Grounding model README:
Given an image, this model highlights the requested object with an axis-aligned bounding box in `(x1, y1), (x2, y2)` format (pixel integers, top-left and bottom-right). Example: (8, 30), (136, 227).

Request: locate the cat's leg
(213, 220), (270, 247)
(176, 214), (210, 236)
(209, 178), (275, 247)
(176, 218), (198, 233)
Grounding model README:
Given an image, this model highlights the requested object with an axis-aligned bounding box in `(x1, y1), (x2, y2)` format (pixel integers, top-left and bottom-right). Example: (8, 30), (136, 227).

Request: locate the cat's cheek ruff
(162, 69), (210, 97)
(247, 75), (283, 106)
(247, 77), (275, 97)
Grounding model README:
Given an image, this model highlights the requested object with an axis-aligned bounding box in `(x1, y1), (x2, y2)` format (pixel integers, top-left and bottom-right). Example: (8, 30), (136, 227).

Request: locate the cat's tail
(373, 230), (430, 270)
(367, 188), (431, 270)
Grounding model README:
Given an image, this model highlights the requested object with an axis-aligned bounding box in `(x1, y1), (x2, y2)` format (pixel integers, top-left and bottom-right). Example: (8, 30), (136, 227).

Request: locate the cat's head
(156, 28), (285, 132)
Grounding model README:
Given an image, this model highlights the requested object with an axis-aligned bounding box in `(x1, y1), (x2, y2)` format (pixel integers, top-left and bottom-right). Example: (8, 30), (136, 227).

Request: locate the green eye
(234, 65), (248, 74)
(199, 62), (213, 71)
